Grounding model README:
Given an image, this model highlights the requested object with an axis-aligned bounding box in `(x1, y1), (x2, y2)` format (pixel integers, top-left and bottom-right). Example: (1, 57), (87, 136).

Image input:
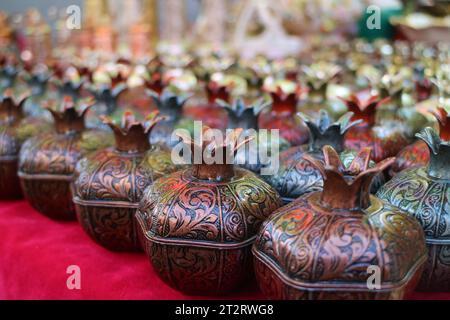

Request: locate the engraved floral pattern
(137, 167), (282, 294)
(253, 194), (426, 297)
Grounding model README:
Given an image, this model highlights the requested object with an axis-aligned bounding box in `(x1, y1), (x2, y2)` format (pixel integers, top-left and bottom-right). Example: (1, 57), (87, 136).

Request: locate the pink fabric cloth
(0, 200), (447, 300)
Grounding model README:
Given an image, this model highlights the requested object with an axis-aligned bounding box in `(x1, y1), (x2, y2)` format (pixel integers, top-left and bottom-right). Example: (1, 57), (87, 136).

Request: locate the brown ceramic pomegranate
(147, 90), (189, 149)
(265, 110), (361, 202)
(73, 111), (178, 251)
(343, 94), (410, 162)
(182, 81), (230, 129)
(18, 97), (113, 220)
(0, 91), (52, 199)
(253, 146), (427, 300)
(259, 80), (309, 146)
(390, 107), (450, 176)
(136, 128), (282, 295)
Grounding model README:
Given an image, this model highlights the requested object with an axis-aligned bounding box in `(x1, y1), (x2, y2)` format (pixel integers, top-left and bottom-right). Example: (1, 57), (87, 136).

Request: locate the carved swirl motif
(253, 193), (426, 296)
(265, 146), (323, 200)
(142, 168), (282, 243)
(73, 147), (177, 251)
(19, 129), (112, 175)
(377, 167), (449, 239)
(0, 126), (19, 157)
(137, 167), (282, 294)
(377, 167), (450, 290)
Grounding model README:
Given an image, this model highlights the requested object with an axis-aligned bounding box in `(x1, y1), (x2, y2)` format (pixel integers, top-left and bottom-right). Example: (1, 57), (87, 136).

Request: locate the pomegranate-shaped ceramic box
(343, 94), (410, 162)
(254, 146), (427, 299)
(391, 107), (450, 176)
(377, 127), (450, 291)
(73, 111), (178, 251)
(0, 91), (51, 199)
(18, 97), (113, 220)
(220, 98), (289, 174)
(266, 110), (361, 203)
(147, 90), (189, 149)
(136, 128), (282, 295)
(259, 79), (309, 146)
(183, 79), (232, 130)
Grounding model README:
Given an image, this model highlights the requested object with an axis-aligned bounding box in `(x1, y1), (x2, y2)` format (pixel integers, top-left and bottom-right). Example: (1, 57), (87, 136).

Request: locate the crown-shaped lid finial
(218, 98), (271, 130)
(304, 146), (394, 210)
(432, 107), (450, 141)
(0, 89), (29, 124)
(298, 110), (361, 153)
(416, 127), (450, 180)
(264, 79), (306, 115)
(101, 111), (164, 153)
(144, 72), (165, 95)
(205, 80), (232, 104)
(177, 126), (254, 181)
(340, 94), (390, 126)
(45, 96), (92, 134)
(147, 89), (189, 121)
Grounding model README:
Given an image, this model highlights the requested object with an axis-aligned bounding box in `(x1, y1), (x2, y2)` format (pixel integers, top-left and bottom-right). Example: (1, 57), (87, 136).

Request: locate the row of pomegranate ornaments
(0, 57), (449, 298)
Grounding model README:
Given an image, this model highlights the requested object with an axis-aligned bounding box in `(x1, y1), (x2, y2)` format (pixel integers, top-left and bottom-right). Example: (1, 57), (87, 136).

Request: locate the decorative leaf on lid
(304, 146), (394, 210)
(264, 79), (306, 114)
(45, 96), (92, 134)
(101, 111), (164, 153)
(416, 127), (450, 180)
(340, 94), (390, 126)
(144, 72), (165, 95)
(147, 89), (189, 121)
(218, 98), (271, 130)
(0, 89), (30, 124)
(206, 81), (231, 104)
(176, 127), (254, 181)
(298, 110), (361, 153)
(431, 107), (450, 141)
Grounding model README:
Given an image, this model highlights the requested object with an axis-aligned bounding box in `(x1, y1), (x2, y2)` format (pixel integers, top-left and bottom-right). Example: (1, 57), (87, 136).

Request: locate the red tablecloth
(0, 200), (448, 300)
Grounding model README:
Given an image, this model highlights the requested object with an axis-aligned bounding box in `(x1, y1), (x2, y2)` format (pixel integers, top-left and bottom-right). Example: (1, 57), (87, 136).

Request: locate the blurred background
(0, 0), (449, 63)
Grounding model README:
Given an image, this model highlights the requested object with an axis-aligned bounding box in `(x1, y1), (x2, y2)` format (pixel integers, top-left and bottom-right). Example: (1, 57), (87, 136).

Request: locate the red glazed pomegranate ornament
(18, 97), (113, 220)
(259, 79), (309, 146)
(136, 127), (282, 295)
(0, 91), (51, 199)
(73, 111), (178, 251)
(253, 146), (427, 300)
(390, 107), (450, 176)
(343, 94), (410, 162)
(182, 80), (231, 129)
